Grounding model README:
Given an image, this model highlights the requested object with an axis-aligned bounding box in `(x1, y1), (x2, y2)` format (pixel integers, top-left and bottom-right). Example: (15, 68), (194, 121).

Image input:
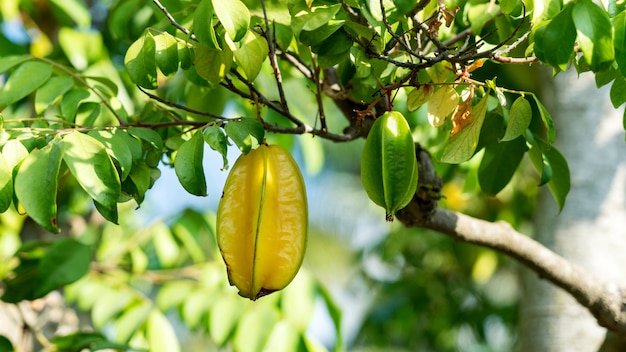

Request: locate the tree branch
(395, 148), (626, 334)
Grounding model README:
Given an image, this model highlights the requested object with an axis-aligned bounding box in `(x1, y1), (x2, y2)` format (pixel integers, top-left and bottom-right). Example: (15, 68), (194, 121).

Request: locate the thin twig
(260, 0), (290, 113)
(309, 49), (328, 132)
(379, 0), (426, 60)
(137, 86), (225, 120)
(152, 0), (197, 41)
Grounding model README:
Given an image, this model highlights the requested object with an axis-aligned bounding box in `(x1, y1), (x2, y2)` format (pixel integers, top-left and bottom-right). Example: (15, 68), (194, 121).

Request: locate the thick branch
(395, 150), (626, 334)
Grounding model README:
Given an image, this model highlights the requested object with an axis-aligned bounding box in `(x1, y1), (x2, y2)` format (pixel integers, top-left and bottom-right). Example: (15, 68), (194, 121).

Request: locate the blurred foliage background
(0, 0), (549, 351)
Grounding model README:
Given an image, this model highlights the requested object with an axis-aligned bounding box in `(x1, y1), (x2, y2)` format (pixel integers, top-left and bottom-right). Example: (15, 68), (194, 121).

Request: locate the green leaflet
(0, 61), (52, 109)
(146, 309), (181, 352)
(14, 140), (65, 233)
(203, 124), (230, 170)
(124, 32), (157, 89)
(361, 111), (418, 221)
(233, 31), (268, 81)
(529, 137), (570, 211)
(478, 137), (527, 195)
(35, 238), (91, 298)
(34, 76), (74, 115)
(502, 96), (532, 141)
(194, 0), (221, 49)
(174, 131), (207, 196)
(88, 129), (134, 181)
(194, 44), (233, 85)
(573, 0), (614, 72)
(533, 4), (576, 71)
(0, 154), (13, 213)
(224, 118), (265, 154)
(62, 131), (121, 218)
(212, 0), (250, 42)
(152, 31), (179, 76)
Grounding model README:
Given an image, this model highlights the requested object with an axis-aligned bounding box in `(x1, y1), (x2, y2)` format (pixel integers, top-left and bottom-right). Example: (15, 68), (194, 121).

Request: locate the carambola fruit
(216, 144), (308, 300)
(361, 111), (418, 221)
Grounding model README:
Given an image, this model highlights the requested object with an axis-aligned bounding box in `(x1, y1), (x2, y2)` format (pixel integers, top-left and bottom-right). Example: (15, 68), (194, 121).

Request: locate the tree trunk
(519, 69), (626, 351)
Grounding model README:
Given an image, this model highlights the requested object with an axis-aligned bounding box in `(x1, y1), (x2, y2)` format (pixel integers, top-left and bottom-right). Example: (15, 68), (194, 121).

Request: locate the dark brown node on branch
(396, 145), (443, 226)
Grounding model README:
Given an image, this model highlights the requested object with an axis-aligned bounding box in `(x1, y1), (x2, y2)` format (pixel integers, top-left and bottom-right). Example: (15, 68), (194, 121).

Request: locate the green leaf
(502, 96), (532, 141)
(291, 3), (342, 36)
(610, 76), (626, 108)
(128, 127), (164, 150)
(124, 33), (158, 89)
(529, 137), (570, 210)
(314, 30), (352, 68)
(51, 332), (130, 351)
(532, 95), (556, 145)
(126, 161), (153, 204)
(181, 289), (214, 328)
(0, 55), (28, 74)
(113, 300), (152, 343)
(407, 85), (432, 112)
(156, 281), (195, 311)
(233, 31), (268, 81)
(178, 42), (193, 70)
(1, 250), (40, 303)
(203, 124), (229, 170)
(533, 4), (576, 71)
(50, 0), (91, 27)
(146, 309), (181, 352)
(92, 288), (133, 328)
(573, 0), (615, 71)
(34, 76), (74, 115)
(88, 129), (134, 180)
(224, 118), (265, 154)
(35, 238), (91, 297)
(194, 0), (221, 49)
(300, 20), (345, 47)
(467, 3), (500, 35)
(478, 137), (526, 195)
(212, 0), (250, 42)
(108, 0), (142, 40)
(174, 131), (207, 196)
(281, 272), (316, 331)
(60, 88), (90, 122)
(14, 140), (65, 233)
(614, 12), (626, 77)
(0, 154), (13, 213)
(152, 31), (179, 76)
(151, 222), (180, 268)
(500, 0), (521, 15)
(62, 131), (121, 210)
(0, 61), (52, 109)
(233, 305), (280, 352)
(208, 295), (244, 346)
(317, 283), (343, 351)
(58, 28), (103, 70)
(440, 94), (489, 164)
(194, 44), (233, 85)
(0, 335), (13, 352)
(94, 200), (118, 225)
(262, 321), (307, 352)
(2, 140), (29, 170)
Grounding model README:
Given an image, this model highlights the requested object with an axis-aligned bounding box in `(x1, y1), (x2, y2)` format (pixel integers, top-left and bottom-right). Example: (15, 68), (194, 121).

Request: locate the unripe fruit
(216, 144), (308, 300)
(361, 111), (418, 221)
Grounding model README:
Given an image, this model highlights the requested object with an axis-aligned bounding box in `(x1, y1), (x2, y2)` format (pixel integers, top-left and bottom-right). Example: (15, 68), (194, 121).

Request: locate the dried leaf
(450, 99), (473, 137)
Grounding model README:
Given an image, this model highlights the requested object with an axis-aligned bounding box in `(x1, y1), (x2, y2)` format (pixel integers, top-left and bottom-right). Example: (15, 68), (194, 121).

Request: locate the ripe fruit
(216, 144), (308, 300)
(361, 111), (418, 221)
